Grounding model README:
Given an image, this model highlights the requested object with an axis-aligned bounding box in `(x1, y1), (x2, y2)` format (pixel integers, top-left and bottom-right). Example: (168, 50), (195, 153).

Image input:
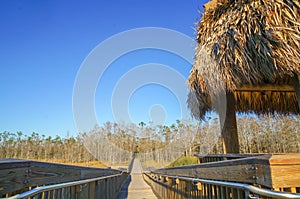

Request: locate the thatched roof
(188, 0), (300, 119)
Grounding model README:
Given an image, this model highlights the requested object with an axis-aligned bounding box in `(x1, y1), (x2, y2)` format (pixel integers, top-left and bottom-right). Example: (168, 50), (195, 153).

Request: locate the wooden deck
(117, 158), (157, 199)
(2, 154), (300, 198)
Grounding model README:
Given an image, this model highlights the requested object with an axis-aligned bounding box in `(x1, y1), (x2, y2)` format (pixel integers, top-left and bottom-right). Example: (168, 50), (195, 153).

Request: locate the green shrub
(168, 156), (198, 167)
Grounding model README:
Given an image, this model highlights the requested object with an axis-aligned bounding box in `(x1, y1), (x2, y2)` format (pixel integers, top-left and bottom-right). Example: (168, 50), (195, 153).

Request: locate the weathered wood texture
(8, 173), (128, 199)
(154, 154), (300, 191)
(268, 154), (300, 190)
(220, 91), (240, 154)
(195, 153), (263, 164)
(144, 173), (248, 199)
(0, 159), (121, 197)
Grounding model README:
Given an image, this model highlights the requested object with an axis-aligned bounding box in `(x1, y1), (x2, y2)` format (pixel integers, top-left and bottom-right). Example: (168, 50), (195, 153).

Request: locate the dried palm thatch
(188, 0), (300, 119)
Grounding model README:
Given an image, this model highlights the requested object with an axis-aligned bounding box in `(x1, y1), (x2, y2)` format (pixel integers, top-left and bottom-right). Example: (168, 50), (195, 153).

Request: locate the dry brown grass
(30, 159), (107, 168)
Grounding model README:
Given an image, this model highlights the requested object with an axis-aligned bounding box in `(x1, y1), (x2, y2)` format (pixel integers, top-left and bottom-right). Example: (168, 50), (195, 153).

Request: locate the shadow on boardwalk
(116, 157), (157, 199)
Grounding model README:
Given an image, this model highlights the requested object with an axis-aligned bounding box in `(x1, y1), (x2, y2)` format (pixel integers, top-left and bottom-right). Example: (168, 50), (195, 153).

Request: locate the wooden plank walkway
(117, 158), (157, 199)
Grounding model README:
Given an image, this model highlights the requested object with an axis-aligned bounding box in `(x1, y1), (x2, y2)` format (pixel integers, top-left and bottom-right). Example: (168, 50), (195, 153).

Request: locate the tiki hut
(188, 0), (300, 153)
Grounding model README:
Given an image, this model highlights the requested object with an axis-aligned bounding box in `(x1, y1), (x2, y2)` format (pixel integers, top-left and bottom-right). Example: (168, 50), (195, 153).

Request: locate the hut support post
(293, 74), (300, 110)
(219, 92), (239, 154)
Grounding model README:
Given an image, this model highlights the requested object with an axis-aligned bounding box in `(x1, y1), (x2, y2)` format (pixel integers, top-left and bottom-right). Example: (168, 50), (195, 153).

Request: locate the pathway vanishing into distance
(117, 158), (157, 199)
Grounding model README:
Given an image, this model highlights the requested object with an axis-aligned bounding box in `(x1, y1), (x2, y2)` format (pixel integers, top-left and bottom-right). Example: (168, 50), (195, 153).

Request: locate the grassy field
(31, 159), (107, 168)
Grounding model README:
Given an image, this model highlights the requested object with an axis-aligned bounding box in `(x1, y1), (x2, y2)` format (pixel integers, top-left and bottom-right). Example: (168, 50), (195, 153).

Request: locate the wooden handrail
(155, 154), (300, 190)
(0, 159), (122, 197)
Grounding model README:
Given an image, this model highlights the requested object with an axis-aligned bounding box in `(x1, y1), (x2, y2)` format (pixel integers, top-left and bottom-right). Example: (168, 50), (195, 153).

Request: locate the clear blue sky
(0, 0), (208, 137)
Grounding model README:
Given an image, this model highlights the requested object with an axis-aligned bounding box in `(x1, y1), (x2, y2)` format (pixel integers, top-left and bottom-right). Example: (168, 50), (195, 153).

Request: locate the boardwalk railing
(194, 154), (263, 164)
(0, 159), (128, 198)
(7, 172), (128, 199)
(143, 154), (300, 199)
(144, 173), (300, 199)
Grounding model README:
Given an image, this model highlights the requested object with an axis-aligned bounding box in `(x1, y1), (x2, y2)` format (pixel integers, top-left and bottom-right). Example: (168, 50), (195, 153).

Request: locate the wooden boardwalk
(117, 158), (157, 199)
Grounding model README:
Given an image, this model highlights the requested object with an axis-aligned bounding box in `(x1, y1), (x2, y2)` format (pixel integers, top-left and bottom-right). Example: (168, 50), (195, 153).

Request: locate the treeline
(83, 120), (198, 167)
(0, 114), (299, 167)
(198, 114), (300, 154)
(0, 131), (95, 163)
(237, 115), (300, 153)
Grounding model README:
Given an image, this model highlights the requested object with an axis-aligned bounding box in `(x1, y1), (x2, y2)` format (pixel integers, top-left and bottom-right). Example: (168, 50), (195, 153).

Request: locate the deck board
(117, 158), (157, 199)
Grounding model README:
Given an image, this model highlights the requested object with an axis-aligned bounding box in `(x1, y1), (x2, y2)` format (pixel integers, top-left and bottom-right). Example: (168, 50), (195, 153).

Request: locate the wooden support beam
(236, 85), (295, 92)
(293, 74), (300, 110)
(219, 92), (239, 154)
